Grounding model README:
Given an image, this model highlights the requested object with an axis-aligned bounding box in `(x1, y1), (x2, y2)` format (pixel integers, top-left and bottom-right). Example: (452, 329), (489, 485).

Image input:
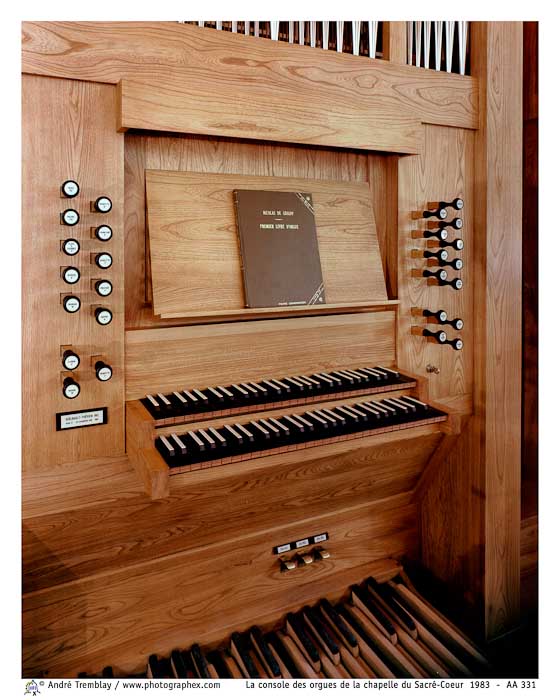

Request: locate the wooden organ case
(22, 22), (524, 678)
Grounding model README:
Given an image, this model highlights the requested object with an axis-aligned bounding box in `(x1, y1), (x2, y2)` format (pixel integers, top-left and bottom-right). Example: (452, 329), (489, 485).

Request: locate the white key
(299, 374), (321, 386)
(225, 424), (243, 441)
(184, 390), (199, 402)
(284, 415), (305, 431)
(251, 420), (269, 437)
(332, 370), (355, 382)
(345, 404), (367, 418)
(236, 423), (254, 440)
(241, 383), (258, 394)
(193, 389), (208, 401)
(160, 435), (175, 455)
(208, 427), (226, 445)
(385, 398), (409, 412)
(348, 369), (370, 380)
(171, 433), (187, 453)
(146, 394), (159, 407)
(198, 428), (216, 447)
(208, 386), (224, 400)
(324, 408), (346, 422)
(366, 400), (389, 414)
(260, 418), (280, 434)
(361, 368), (383, 378)
(306, 410), (327, 425)
(337, 406), (360, 421)
(173, 391), (187, 404)
(217, 385), (234, 398)
(271, 378), (290, 391)
(376, 366), (400, 377)
(295, 413), (314, 429)
(157, 393), (171, 406)
(249, 382), (267, 394)
(262, 380), (282, 393)
(188, 431), (205, 448)
(358, 402), (381, 417)
(232, 384), (249, 396)
(271, 417), (289, 433)
(367, 366), (387, 377)
(403, 396), (428, 408)
(284, 376), (303, 388)
(316, 409), (336, 424)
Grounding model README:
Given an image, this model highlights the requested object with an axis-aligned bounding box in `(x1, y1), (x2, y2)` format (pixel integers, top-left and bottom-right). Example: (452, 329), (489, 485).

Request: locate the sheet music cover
(233, 190), (325, 308)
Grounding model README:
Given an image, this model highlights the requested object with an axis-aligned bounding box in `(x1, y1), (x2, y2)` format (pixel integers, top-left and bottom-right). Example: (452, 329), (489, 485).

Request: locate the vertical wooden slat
(470, 21), (523, 639)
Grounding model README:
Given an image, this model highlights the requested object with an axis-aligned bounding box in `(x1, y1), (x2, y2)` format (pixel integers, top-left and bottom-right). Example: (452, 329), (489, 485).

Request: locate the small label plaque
(56, 407), (108, 431)
(273, 531), (329, 555)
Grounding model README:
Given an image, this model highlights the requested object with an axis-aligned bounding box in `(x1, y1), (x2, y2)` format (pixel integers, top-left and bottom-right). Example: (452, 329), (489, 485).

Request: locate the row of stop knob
(62, 349), (113, 399)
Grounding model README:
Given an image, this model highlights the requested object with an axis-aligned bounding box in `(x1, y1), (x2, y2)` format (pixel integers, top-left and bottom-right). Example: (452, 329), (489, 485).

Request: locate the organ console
(21, 20), (530, 682)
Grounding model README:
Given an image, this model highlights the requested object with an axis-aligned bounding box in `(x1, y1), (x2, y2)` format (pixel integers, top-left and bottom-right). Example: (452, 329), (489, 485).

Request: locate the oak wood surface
(22, 75), (125, 470)
(23, 501), (417, 677)
(22, 22), (478, 143)
(118, 78), (422, 154)
(397, 124), (474, 402)
(125, 312), (396, 400)
(145, 170), (387, 317)
(124, 133), (394, 329)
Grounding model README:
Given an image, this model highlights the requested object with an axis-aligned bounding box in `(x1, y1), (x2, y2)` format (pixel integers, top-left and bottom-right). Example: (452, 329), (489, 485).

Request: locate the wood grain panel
(145, 170), (387, 317)
(22, 456), (142, 519)
(125, 312), (396, 400)
(23, 500), (417, 677)
(397, 124), (474, 402)
(419, 23), (523, 640)
(22, 76), (125, 470)
(118, 78), (422, 154)
(479, 22), (523, 639)
(124, 132), (381, 329)
(22, 22), (478, 136)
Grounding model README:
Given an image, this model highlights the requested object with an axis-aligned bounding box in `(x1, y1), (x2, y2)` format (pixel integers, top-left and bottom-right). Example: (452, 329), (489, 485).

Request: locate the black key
(303, 606), (340, 661)
(207, 386), (225, 404)
(189, 644), (210, 679)
(400, 396), (428, 412)
(319, 599), (359, 654)
(249, 626), (281, 678)
(206, 650), (232, 679)
(262, 380), (283, 398)
(147, 654), (161, 678)
(350, 584), (396, 638)
(286, 612), (321, 669)
(283, 376), (305, 394)
(265, 631), (299, 678)
(366, 578), (417, 634)
(231, 632), (260, 678)
(170, 649), (189, 678)
(224, 423), (244, 446)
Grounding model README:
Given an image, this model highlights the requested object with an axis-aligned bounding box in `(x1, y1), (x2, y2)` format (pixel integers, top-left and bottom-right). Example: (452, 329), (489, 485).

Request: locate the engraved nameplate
(56, 407), (108, 431)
